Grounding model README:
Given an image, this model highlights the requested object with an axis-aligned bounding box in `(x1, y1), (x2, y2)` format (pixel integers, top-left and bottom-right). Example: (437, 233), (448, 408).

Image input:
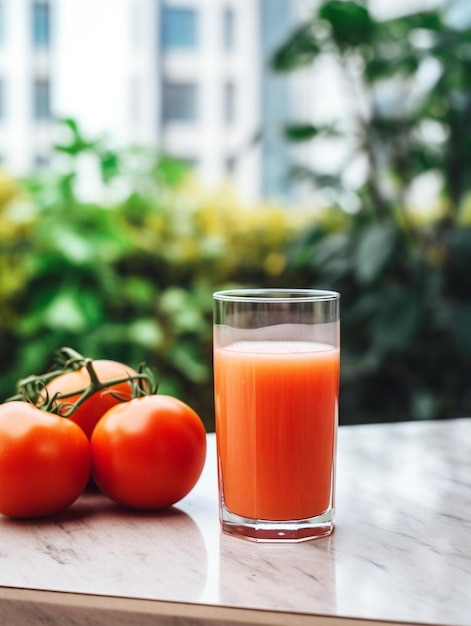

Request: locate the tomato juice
(214, 335), (339, 522)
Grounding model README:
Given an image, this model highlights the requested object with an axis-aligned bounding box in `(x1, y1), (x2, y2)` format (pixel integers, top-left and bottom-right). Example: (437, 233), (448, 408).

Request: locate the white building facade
(0, 0), (304, 204)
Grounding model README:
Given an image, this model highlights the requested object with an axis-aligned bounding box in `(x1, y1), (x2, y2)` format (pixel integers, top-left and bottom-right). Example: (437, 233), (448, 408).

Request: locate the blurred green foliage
(0, 119), (306, 430)
(274, 0), (471, 422)
(3, 0), (471, 427)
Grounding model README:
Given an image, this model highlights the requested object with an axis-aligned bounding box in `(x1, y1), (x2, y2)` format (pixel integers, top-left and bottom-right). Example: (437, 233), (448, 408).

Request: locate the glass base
(220, 506), (334, 543)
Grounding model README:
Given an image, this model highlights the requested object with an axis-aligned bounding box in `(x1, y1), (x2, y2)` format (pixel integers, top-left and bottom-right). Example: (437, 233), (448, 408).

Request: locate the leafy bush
(274, 0), (471, 422)
(0, 120), (307, 430)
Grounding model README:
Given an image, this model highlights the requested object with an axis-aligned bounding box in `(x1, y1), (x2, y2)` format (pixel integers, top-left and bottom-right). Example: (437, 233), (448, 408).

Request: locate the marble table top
(1, 419), (470, 625)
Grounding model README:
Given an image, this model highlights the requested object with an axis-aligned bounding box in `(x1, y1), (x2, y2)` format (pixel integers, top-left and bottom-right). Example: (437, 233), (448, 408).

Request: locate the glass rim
(213, 288), (340, 303)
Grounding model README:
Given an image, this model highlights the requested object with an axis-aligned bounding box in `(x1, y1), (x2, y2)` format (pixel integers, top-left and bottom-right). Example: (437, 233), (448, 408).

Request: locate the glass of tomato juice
(213, 289), (340, 542)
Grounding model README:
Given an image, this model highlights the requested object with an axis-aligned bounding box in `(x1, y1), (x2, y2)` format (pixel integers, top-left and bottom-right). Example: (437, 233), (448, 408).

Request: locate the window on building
(34, 153), (50, 169)
(129, 0), (141, 50)
(162, 82), (197, 123)
(33, 79), (50, 119)
(225, 155), (237, 176)
(0, 2), (5, 46)
(224, 81), (235, 125)
(222, 7), (235, 51)
(129, 75), (141, 125)
(0, 79), (4, 120)
(32, 2), (50, 48)
(162, 6), (197, 49)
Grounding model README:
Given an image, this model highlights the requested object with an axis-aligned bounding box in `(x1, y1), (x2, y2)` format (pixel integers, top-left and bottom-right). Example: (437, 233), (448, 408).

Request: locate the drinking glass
(213, 289), (340, 542)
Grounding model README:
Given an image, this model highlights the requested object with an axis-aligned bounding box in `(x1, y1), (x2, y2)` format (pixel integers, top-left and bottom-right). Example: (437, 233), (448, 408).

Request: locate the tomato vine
(9, 347), (159, 418)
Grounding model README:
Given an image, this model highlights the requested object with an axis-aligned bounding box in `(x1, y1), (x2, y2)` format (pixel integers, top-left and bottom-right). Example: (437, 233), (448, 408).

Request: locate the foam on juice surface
(224, 340), (335, 354)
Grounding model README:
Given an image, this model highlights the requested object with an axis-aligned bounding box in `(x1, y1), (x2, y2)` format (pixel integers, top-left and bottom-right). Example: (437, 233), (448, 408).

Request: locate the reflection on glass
(219, 533), (337, 613)
(81, 495), (208, 602)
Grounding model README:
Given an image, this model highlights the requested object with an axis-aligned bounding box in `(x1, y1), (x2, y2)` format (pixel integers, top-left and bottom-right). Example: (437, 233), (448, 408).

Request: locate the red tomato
(0, 402), (91, 518)
(44, 360), (138, 439)
(91, 395), (207, 510)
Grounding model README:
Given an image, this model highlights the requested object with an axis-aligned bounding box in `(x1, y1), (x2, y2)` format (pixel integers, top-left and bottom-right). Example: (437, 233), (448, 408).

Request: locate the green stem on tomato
(42, 366), (158, 417)
(10, 347), (90, 404)
(9, 353), (159, 417)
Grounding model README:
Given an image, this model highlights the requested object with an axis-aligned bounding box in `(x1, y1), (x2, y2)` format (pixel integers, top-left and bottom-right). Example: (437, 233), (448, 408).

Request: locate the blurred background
(1, 0), (471, 430)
